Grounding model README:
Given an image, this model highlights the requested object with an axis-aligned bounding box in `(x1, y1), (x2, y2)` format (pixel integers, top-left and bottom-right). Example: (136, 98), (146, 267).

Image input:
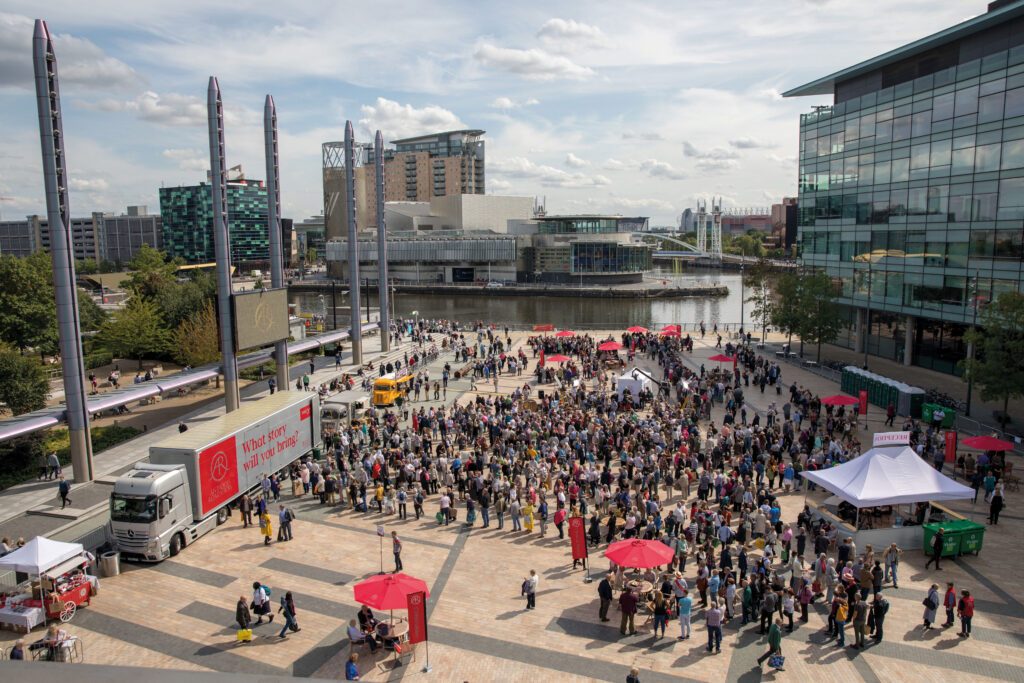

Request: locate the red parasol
(532, 324), (554, 332)
(660, 329), (681, 337)
(821, 395), (859, 406)
(353, 572), (430, 611)
(546, 354), (571, 363)
(708, 354), (735, 363)
(555, 330), (575, 338)
(626, 326), (648, 334)
(598, 341), (623, 351)
(961, 435), (1014, 451)
(604, 539), (674, 569)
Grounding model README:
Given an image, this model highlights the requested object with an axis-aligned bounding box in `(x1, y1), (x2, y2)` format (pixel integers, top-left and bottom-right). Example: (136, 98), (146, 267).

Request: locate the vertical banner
(858, 390), (868, 416)
(406, 591), (427, 644)
(945, 430), (957, 463)
(568, 516), (588, 561)
(733, 355), (738, 370)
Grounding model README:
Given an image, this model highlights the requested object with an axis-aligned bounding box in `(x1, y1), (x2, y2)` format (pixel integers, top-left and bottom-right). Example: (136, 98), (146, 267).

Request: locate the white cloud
(695, 158), (740, 174)
(491, 156), (610, 188)
(487, 178), (512, 193)
(358, 97), (465, 140)
(607, 196), (676, 213)
(0, 13), (141, 90)
(729, 136), (771, 149)
(565, 152), (588, 168)
(162, 148), (209, 172)
(602, 158), (628, 170)
(537, 18), (610, 50)
(623, 130), (664, 141)
(489, 96), (540, 109)
(473, 42), (594, 80)
(639, 158), (686, 180)
(69, 178), (108, 192)
(768, 153), (798, 167)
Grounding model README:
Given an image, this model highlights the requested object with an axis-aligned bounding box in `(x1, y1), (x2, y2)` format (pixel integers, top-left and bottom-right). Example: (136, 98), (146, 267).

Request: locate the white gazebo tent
(614, 368), (654, 401)
(0, 537), (84, 575)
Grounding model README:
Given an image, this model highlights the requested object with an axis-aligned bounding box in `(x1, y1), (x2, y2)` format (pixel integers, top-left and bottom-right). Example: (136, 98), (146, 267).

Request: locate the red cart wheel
(60, 601), (76, 622)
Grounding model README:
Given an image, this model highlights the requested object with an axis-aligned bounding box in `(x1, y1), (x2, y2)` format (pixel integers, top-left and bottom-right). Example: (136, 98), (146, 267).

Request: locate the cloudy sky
(0, 1), (980, 226)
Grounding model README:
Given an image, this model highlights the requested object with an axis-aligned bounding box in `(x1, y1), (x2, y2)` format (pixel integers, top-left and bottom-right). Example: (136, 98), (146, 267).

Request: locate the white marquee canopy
(0, 536), (84, 575)
(799, 446), (974, 507)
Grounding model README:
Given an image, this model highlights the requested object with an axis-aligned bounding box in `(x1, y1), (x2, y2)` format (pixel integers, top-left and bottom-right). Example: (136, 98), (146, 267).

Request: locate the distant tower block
(710, 197), (723, 263)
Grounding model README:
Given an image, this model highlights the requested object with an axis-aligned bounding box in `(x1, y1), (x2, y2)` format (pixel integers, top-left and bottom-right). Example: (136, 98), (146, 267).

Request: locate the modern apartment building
(159, 179), (270, 265)
(785, 0), (1024, 375)
(322, 129), (485, 239)
(0, 206), (161, 264)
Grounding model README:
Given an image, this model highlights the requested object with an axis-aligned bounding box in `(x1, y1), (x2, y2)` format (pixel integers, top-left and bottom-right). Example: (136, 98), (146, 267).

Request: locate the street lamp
(966, 271), (982, 417)
(863, 262), (871, 370)
(739, 262), (745, 337)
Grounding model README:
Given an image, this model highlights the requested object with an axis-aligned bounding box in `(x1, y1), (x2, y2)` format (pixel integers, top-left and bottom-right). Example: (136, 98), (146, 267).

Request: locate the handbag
(768, 654), (784, 669)
(237, 628), (253, 642)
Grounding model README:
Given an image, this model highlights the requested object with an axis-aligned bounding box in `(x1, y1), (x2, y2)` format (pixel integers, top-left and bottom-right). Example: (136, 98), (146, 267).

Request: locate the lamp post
(863, 261), (871, 370)
(966, 270), (981, 417)
(739, 262), (745, 335)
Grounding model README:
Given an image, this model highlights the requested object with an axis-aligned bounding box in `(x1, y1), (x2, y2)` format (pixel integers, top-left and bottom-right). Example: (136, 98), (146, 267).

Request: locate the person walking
(236, 595), (252, 632)
(47, 451), (60, 480)
(392, 531), (403, 572)
(251, 582), (274, 625)
(957, 589), (974, 638)
(705, 601), (723, 654)
(922, 583), (939, 630)
(757, 617), (785, 670)
(988, 483), (1004, 525)
(883, 543), (901, 588)
(598, 574), (613, 622)
(277, 591), (300, 638)
(57, 476), (72, 509)
(523, 569), (538, 610)
(924, 528), (944, 570)
(259, 510), (273, 546)
(619, 587), (638, 636)
(268, 377), (276, 395)
(278, 505), (294, 541)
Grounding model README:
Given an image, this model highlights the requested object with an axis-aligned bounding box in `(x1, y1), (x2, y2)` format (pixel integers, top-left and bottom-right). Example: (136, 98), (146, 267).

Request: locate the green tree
(305, 247), (318, 264)
(0, 345), (50, 415)
(0, 252), (57, 355)
(76, 258), (99, 275)
(155, 271), (216, 329)
(963, 291), (1024, 428)
(797, 270), (844, 362)
(172, 300), (221, 368)
(743, 259), (775, 344)
(77, 288), (107, 332)
(770, 270), (804, 351)
(126, 244), (181, 300)
(98, 297), (171, 369)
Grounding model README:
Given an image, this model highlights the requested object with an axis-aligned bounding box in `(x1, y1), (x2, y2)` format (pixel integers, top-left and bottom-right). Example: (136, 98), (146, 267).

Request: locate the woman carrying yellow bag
(260, 511), (274, 546)
(523, 502), (535, 532)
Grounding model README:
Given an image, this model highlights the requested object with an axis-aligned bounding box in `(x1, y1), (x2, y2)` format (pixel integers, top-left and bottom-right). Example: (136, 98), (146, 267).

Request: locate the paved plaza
(1, 332), (1022, 682)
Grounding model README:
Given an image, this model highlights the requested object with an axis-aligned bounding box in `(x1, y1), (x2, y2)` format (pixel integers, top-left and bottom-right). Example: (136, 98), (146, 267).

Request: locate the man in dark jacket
(236, 596), (252, 631)
(869, 592), (889, 642)
(924, 528), (944, 570)
(598, 574), (613, 621)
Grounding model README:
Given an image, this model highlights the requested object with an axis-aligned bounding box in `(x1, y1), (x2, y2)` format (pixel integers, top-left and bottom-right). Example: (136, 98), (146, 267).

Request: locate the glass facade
(159, 180), (270, 264)
(539, 217), (620, 234)
(571, 243), (652, 274)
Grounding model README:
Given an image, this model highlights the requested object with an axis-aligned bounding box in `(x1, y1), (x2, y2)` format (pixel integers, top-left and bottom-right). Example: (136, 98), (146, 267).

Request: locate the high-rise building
(785, 0), (1024, 374)
(322, 129), (485, 240)
(159, 179), (270, 265)
(0, 206), (161, 264)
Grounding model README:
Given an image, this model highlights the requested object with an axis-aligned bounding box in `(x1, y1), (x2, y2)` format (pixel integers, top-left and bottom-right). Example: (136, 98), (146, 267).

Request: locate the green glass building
(785, 1), (1024, 375)
(158, 179), (269, 265)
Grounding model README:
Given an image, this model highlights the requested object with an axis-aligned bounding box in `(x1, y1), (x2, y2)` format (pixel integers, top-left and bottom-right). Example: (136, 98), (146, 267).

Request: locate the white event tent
(800, 445), (974, 507)
(0, 536), (84, 575)
(614, 368), (655, 400)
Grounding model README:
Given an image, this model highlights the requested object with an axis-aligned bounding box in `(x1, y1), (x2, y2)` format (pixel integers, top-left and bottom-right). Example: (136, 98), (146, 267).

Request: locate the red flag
(539, 349), (545, 368)
(858, 390), (868, 416)
(412, 413), (419, 431)
(568, 516), (588, 561)
(406, 591), (427, 644)
(945, 430), (957, 463)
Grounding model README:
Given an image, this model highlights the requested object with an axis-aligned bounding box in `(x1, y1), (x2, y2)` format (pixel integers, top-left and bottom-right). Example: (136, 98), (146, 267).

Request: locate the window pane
(892, 158), (910, 182)
(975, 143), (1001, 172)
(1006, 87), (1024, 118)
(978, 92), (1005, 124)
(932, 92), (955, 121)
(875, 118), (893, 143)
(911, 143), (930, 169)
(874, 160), (891, 184)
(954, 85), (979, 116)
(997, 177), (1024, 219)
(952, 147), (975, 175)
(892, 116), (911, 142)
(930, 139), (952, 167)
(1001, 139), (1024, 170)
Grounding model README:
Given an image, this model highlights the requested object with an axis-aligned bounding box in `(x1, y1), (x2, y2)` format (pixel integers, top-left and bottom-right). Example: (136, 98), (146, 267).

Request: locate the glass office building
(159, 179), (270, 265)
(785, 1), (1024, 374)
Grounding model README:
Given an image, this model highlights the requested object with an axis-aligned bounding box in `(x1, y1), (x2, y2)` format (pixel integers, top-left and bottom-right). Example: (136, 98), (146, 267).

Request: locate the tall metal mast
(345, 121), (362, 365)
(33, 19), (93, 480)
(375, 130), (390, 352)
(264, 95), (289, 391)
(208, 77), (240, 411)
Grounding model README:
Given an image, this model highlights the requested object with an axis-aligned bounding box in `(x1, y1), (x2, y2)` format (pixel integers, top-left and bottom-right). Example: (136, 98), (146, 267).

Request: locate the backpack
(262, 585), (272, 599)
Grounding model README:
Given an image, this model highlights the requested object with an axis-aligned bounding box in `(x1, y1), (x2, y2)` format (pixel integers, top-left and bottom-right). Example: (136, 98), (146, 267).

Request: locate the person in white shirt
(251, 582), (273, 625)
(523, 569), (538, 610)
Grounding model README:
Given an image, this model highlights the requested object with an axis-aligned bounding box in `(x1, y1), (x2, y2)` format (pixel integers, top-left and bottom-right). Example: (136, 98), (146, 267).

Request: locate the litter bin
(99, 550), (120, 577)
(949, 520), (986, 556)
(922, 523), (961, 557)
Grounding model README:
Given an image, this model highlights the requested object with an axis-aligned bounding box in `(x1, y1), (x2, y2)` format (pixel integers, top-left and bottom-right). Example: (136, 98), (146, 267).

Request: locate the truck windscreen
(110, 494), (157, 523)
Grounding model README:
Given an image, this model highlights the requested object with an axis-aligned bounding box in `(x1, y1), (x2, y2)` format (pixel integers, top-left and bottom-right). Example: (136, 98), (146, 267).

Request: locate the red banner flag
(945, 430), (957, 463)
(539, 349), (545, 368)
(406, 590), (427, 644)
(858, 390), (868, 416)
(568, 516), (588, 561)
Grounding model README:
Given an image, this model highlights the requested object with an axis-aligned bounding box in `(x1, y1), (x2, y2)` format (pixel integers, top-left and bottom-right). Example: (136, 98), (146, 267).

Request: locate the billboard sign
(232, 287), (289, 351)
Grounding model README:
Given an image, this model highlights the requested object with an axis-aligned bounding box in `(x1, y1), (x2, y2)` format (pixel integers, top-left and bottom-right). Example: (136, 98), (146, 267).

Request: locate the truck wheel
(216, 508), (229, 525)
(169, 533), (183, 557)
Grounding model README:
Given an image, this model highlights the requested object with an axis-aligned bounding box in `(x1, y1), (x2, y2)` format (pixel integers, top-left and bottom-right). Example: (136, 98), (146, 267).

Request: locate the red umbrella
(353, 572), (430, 611)
(555, 330), (575, 338)
(660, 329), (681, 337)
(546, 354), (571, 363)
(604, 539), (674, 569)
(708, 354), (735, 363)
(821, 395), (859, 406)
(598, 341), (623, 351)
(626, 326), (648, 334)
(961, 435), (1014, 451)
